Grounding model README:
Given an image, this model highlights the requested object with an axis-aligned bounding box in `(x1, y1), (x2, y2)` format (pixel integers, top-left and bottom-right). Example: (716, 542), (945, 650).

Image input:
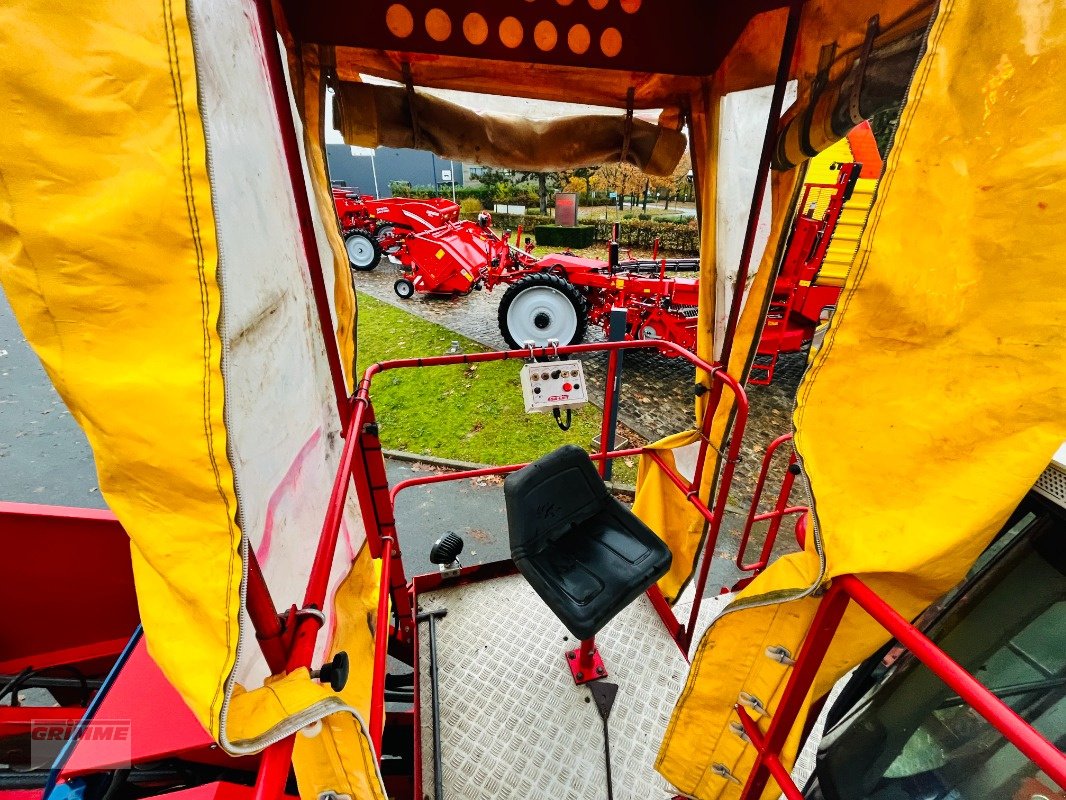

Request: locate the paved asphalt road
(0, 290), (105, 508)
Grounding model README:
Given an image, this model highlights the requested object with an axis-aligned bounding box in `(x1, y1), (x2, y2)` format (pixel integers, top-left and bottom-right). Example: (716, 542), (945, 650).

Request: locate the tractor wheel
(345, 230), (381, 271)
(497, 273), (588, 350)
(375, 224), (401, 254)
(394, 278), (415, 299)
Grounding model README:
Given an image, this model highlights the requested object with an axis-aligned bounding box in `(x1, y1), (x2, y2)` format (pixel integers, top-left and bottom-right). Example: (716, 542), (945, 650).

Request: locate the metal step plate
(417, 574), (688, 799)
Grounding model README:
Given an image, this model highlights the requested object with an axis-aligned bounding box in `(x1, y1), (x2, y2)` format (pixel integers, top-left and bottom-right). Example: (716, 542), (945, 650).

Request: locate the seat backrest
(505, 444), (609, 560)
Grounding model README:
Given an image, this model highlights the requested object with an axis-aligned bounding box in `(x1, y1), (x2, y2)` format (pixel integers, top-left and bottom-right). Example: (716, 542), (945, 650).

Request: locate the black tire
(394, 278), (415, 299)
(497, 273), (588, 350)
(344, 230), (381, 271)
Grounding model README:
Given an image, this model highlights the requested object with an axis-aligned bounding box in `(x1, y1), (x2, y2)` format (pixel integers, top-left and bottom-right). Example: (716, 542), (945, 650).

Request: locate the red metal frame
(750, 162), (862, 385)
(716, 0), (804, 369)
(253, 0), (349, 427)
(735, 434), (807, 577)
(734, 575), (1066, 799)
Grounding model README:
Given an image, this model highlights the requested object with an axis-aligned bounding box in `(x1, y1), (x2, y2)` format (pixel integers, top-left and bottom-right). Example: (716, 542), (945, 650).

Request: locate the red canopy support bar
(838, 575), (1066, 790)
(368, 536), (395, 753)
(734, 576), (1066, 799)
(253, 0), (350, 428)
(718, 0), (805, 368)
(739, 581), (851, 799)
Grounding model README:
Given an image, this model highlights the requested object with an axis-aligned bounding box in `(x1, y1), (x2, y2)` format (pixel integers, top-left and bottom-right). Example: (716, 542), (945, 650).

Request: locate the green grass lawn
(356, 292), (637, 482)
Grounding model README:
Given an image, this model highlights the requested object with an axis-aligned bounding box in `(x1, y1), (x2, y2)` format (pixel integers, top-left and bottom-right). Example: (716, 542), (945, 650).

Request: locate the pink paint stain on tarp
(255, 427), (361, 656)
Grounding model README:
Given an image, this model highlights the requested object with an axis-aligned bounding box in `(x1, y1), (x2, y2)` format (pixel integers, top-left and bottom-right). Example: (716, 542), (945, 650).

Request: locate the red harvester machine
(392, 164), (861, 370)
(393, 217), (701, 353)
(748, 160), (862, 384)
(330, 186), (460, 271)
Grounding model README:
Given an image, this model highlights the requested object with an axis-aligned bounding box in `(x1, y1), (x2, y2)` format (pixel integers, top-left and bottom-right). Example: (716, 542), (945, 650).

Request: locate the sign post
(442, 165), (456, 202)
(555, 192), (578, 227)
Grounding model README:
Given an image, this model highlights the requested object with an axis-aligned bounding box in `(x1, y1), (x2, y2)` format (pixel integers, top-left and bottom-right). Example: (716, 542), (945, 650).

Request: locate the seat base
(565, 639), (607, 685)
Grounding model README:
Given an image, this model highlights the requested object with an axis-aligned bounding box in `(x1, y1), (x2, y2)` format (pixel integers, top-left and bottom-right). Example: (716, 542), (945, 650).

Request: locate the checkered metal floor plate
(416, 574), (689, 800)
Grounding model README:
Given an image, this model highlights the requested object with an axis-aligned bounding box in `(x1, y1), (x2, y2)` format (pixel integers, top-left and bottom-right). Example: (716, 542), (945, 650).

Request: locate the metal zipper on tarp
(183, 4), (250, 756)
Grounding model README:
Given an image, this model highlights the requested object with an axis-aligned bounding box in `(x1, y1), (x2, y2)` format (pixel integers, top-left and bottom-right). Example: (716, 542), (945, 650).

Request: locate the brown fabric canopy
(332, 81), (687, 175)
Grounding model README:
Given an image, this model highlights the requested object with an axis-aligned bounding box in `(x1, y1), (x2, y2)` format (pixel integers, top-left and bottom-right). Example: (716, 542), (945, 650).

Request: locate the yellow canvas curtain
(657, 0), (1066, 796)
(0, 0), (241, 742)
(0, 4), (384, 798)
(632, 72), (803, 602)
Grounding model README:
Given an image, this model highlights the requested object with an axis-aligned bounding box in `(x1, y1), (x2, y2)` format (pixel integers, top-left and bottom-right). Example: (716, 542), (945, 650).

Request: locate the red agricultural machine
(392, 216), (701, 353)
(391, 164), (862, 370)
(330, 186), (460, 271)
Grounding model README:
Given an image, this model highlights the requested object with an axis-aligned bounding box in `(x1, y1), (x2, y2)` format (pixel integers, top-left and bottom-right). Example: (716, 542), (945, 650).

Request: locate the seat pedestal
(565, 637), (607, 685)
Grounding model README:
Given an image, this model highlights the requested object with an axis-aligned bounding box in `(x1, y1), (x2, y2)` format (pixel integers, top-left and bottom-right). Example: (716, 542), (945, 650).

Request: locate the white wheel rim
(506, 285), (577, 346)
(397, 282), (412, 297)
(345, 235), (375, 266)
(377, 226), (401, 254)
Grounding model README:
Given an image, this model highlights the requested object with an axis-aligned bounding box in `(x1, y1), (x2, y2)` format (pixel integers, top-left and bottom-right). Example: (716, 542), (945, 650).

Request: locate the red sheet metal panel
(0, 503), (138, 675)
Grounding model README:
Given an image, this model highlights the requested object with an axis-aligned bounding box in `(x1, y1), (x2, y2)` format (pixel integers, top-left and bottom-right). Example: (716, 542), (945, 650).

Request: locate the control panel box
(520, 360), (588, 413)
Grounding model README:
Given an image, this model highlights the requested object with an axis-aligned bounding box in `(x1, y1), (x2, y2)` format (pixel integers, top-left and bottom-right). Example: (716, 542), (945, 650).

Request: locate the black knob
(316, 651), (350, 692)
(788, 463), (802, 475)
(430, 532), (464, 565)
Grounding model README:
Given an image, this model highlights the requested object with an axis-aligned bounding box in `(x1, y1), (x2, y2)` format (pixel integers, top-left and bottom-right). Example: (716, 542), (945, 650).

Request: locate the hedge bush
(534, 225), (596, 249)
(591, 219), (699, 254)
(459, 197), (484, 214)
(460, 211), (552, 231)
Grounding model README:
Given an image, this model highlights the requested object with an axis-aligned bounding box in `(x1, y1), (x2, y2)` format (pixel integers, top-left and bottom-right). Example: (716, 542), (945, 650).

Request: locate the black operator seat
(505, 444), (672, 640)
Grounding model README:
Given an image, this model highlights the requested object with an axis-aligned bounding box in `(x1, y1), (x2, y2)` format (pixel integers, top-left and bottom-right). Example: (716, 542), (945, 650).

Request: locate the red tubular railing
(735, 575), (1066, 798)
(373, 339), (749, 655)
(368, 536), (395, 753)
(736, 433), (807, 574)
(388, 447), (645, 506)
(838, 576), (1066, 789)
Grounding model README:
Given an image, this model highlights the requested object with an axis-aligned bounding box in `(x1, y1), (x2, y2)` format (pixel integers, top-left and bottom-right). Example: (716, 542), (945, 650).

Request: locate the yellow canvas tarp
(0, 3), (384, 798)
(657, 0), (1066, 796)
(0, 0), (241, 738)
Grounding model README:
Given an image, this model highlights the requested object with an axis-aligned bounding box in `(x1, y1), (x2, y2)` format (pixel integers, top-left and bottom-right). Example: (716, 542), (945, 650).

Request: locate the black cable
(553, 408), (572, 431)
(1, 667), (33, 705)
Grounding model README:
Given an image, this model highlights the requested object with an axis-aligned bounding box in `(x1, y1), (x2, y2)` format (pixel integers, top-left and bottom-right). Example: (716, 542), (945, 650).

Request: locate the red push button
(562, 382), (572, 392)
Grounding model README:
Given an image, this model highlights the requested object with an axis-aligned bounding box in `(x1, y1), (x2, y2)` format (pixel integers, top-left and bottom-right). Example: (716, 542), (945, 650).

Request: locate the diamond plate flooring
(416, 574), (689, 800)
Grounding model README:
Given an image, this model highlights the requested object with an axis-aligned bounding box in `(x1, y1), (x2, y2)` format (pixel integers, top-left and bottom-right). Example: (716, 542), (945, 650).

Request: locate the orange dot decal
(600, 27), (622, 57)
(567, 24), (591, 54)
(463, 12), (488, 45)
(385, 4), (414, 38)
(556, 0), (575, 6)
(589, 0), (609, 9)
(533, 20), (558, 51)
(425, 8), (452, 42)
(619, 0), (641, 11)
(499, 16), (524, 48)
